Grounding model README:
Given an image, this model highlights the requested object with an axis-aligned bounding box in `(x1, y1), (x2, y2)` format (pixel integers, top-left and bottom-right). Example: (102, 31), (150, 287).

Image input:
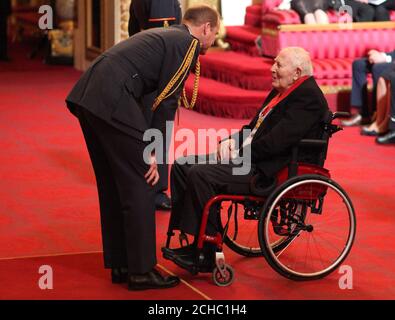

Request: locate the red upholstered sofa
(260, 0), (395, 58)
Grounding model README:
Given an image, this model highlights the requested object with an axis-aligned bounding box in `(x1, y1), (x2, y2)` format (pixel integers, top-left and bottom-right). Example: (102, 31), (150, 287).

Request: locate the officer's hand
(217, 138), (236, 161)
(145, 154), (159, 186)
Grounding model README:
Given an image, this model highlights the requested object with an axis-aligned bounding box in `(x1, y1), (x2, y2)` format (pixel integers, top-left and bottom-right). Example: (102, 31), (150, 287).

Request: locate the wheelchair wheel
(219, 201), (295, 257)
(212, 264), (235, 287)
(258, 174), (356, 281)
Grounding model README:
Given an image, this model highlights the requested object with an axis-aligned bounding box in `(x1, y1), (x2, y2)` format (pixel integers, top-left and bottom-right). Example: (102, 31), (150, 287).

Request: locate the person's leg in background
(291, 0), (316, 24)
(313, 0), (329, 24)
(342, 58), (371, 126)
(370, 62), (392, 117)
(374, 77), (390, 133)
(372, 0), (395, 21)
(384, 0), (395, 12)
(345, 0), (375, 22)
(377, 71), (395, 144)
(314, 9), (329, 24)
(389, 72), (395, 133)
(361, 77), (390, 135)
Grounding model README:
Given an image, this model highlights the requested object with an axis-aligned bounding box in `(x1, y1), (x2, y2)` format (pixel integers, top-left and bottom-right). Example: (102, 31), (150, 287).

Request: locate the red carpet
(0, 253), (205, 300)
(1, 42), (395, 300)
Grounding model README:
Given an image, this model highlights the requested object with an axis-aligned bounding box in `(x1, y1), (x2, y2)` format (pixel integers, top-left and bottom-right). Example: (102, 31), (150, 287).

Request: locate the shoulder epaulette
(152, 38), (199, 111)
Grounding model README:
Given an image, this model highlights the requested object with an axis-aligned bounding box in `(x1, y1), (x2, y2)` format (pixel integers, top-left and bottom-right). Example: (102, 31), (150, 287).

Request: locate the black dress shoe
(128, 268), (180, 290)
(111, 268), (128, 284)
(155, 192), (171, 210)
(376, 131), (395, 145)
(162, 244), (196, 259)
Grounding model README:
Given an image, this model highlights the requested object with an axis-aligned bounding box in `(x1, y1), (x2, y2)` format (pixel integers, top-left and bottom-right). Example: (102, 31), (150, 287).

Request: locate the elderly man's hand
(368, 50), (387, 64)
(217, 138), (236, 161)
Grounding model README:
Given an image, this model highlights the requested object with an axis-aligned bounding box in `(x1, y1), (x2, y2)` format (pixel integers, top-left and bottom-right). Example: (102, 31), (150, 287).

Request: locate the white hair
(280, 47), (314, 76)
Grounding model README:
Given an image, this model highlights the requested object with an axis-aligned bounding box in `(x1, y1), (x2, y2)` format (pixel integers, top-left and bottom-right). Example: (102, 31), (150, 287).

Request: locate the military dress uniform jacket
(234, 76), (329, 178)
(129, 0), (182, 36)
(66, 24), (199, 142)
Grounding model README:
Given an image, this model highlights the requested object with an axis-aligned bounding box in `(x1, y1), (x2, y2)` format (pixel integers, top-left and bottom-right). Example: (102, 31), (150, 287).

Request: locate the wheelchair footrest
(162, 249), (214, 275)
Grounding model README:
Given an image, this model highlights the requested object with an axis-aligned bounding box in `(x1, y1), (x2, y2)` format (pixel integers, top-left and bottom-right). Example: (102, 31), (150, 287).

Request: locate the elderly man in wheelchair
(162, 47), (356, 286)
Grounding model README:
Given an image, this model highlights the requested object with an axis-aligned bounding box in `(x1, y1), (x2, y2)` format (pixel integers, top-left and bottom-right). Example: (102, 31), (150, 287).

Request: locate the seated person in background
(369, 0), (395, 21)
(374, 67), (395, 144)
(342, 49), (395, 127)
(361, 65), (395, 136)
(289, 0), (330, 24)
(162, 47), (329, 269)
(277, 0), (375, 23)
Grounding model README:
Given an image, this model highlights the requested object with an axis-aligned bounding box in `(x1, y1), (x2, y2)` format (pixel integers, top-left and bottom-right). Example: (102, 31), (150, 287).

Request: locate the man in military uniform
(128, 0), (183, 210)
(66, 5), (219, 291)
(0, 0), (12, 61)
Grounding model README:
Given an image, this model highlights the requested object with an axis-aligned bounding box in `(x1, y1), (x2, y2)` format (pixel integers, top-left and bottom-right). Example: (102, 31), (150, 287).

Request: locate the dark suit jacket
(235, 77), (329, 178)
(128, 0), (182, 36)
(0, 0), (12, 16)
(66, 24), (199, 141)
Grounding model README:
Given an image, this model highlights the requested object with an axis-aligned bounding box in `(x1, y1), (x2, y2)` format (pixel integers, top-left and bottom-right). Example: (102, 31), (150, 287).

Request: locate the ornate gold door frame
(117, 0), (131, 42)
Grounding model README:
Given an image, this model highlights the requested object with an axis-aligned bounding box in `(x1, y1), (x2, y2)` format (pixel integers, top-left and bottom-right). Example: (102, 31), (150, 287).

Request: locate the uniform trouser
(169, 155), (256, 237)
(141, 92), (171, 193)
(351, 59), (391, 118)
(77, 107), (156, 274)
(0, 14), (8, 58)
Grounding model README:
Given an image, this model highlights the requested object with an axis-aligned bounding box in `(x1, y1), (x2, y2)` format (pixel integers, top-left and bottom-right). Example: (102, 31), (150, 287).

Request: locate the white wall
(221, 0), (252, 26)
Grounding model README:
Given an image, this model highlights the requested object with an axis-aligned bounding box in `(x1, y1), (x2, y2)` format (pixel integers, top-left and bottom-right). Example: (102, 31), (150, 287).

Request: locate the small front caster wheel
(212, 264), (235, 287)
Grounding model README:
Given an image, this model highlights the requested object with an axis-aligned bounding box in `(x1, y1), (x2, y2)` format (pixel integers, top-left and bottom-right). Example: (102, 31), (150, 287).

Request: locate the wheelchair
(164, 111), (356, 286)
